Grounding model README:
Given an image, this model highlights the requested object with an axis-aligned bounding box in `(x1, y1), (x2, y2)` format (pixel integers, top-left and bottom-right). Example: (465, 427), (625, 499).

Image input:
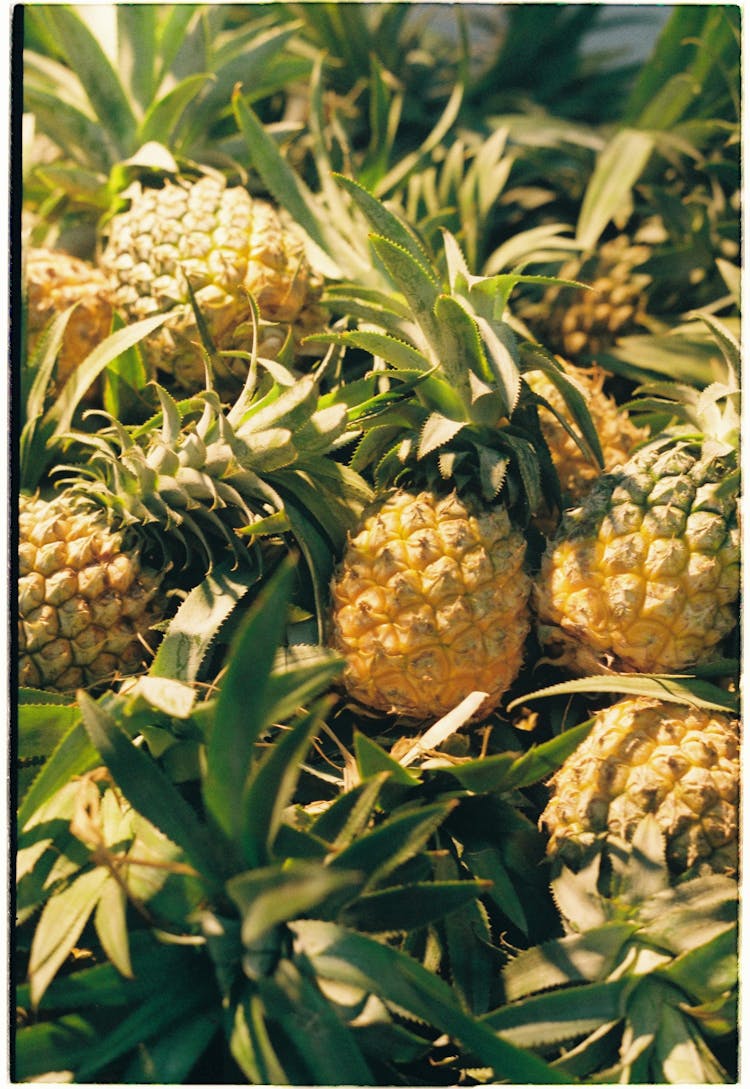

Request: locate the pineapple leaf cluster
(493, 817), (737, 1082)
(23, 5), (309, 234)
(309, 175), (601, 515)
(16, 562), (568, 1085)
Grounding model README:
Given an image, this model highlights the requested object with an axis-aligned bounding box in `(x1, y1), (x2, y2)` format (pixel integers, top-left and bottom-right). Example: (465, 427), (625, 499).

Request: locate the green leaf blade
(149, 561), (260, 682)
(339, 880), (490, 934)
(202, 558), (295, 843)
(78, 692), (223, 887)
(293, 921), (572, 1083)
(40, 6), (138, 159)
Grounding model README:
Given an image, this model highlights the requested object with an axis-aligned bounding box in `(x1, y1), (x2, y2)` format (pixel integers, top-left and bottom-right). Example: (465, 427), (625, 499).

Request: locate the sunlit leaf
(29, 866), (110, 1007)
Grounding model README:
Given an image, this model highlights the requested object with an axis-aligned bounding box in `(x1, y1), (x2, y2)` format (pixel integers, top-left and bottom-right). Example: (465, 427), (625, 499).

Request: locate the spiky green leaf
(292, 920), (572, 1083)
(257, 959), (374, 1084)
(503, 923), (640, 1002)
(483, 978), (630, 1048)
(202, 558), (295, 842)
(149, 560), (261, 682)
(328, 801), (457, 889)
(226, 862), (362, 947)
(339, 880), (490, 934)
(335, 173), (435, 273)
(241, 701), (335, 868)
(78, 691), (223, 887)
(507, 674), (739, 714)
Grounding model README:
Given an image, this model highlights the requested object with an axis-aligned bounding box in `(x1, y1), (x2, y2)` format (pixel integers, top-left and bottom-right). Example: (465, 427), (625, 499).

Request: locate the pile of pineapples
(15, 5), (740, 1085)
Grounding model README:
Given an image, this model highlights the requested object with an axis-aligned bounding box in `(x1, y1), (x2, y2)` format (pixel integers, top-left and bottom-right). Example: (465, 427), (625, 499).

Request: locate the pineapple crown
(496, 816), (737, 1083)
(53, 367), (371, 623)
(228, 61), (584, 306)
(222, 83), (605, 523)
(624, 313), (740, 462)
(304, 175), (602, 521)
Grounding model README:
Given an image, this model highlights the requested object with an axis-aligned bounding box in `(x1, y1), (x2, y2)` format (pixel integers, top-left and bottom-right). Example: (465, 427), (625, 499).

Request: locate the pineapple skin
(329, 490), (531, 721)
(525, 234), (652, 361)
(18, 495), (165, 692)
(99, 176), (326, 393)
(528, 362), (648, 508)
(25, 248), (114, 404)
(541, 697), (739, 875)
(534, 441), (739, 675)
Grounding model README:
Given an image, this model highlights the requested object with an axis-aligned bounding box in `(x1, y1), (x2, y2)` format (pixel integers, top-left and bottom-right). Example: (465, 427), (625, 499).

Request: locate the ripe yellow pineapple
(534, 436), (740, 675)
(540, 697), (739, 875)
(320, 184), (600, 724)
(527, 361), (648, 509)
(25, 248), (114, 404)
(329, 490), (530, 720)
(99, 175), (326, 394)
(18, 495), (164, 691)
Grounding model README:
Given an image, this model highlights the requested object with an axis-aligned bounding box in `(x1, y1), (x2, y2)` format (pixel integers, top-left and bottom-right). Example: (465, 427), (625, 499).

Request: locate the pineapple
(329, 490), (530, 720)
(540, 697), (739, 876)
(18, 494), (164, 692)
(98, 175), (326, 395)
(527, 360), (648, 509)
(17, 374), (369, 693)
(321, 182), (598, 722)
(24, 248), (114, 404)
(522, 234), (652, 362)
(22, 8), (329, 396)
(535, 417), (740, 676)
